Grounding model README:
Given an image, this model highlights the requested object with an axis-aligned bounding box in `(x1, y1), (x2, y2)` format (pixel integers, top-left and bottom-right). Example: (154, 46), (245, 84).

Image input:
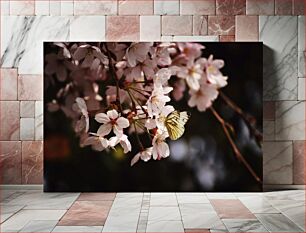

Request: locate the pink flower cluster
(45, 42), (228, 166)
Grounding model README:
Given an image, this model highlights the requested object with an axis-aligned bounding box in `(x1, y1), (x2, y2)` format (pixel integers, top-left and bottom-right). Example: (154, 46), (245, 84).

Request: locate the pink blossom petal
(73, 47), (87, 60)
(113, 125), (123, 137)
(56, 65), (67, 82)
(117, 117), (130, 128)
(97, 123), (112, 136)
(107, 109), (119, 119)
(95, 113), (110, 123)
(131, 153), (140, 166)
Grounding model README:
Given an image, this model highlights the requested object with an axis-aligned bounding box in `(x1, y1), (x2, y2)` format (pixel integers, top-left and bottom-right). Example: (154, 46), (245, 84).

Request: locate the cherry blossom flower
(147, 86), (173, 117)
(95, 109), (130, 137)
(177, 58), (205, 91)
(83, 134), (109, 151)
(152, 131), (170, 160)
(73, 44), (108, 68)
(126, 43), (153, 67)
(130, 147), (153, 166)
(188, 83), (219, 111)
(74, 97), (89, 133)
(204, 55), (228, 88)
(109, 134), (132, 153)
(172, 79), (186, 101)
(177, 42), (205, 59)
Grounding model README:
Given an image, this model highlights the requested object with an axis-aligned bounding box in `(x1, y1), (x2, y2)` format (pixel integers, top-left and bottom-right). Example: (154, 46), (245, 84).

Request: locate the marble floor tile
(263, 190), (305, 201)
(150, 193), (178, 206)
(148, 206), (181, 221)
(77, 193), (116, 201)
(222, 219), (268, 232)
(179, 203), (216, 215)
(206, 193), (236, 199)
(0, 209), (66, 232)
(260, 16), (298, 100)
(1, 16), (70, 74)
(256, 213), (303, 232)
(210, 199), (256, 219)
(19, 220), (58, 232)
(52, 225), (103, 232)
(146, 220), (184, 232)
(181, 211), (225, 230)
(268, 199), (305, 230)
(0, 190), (17, 201)
(6, 191), (80, 209)
(238, 196), (279, 214)
(58, 201), (113, 226)
(176, 194), (210, 204)
(102, 206), (140, 232)
(1, 204), (25, 223)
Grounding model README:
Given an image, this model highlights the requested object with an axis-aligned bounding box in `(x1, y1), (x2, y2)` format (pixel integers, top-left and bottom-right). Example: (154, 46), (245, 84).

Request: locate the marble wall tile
(216, 0), (246, 15)
(140, 16), (161, 41)
(0, 141), (22, 184)
(106, 16), (139, 41)
(293, 0), (305, 15)
(162, 16), (192, 36)
(0, 101), (20, 140)
(263, 101), (275, 120)
(20, 101), (35, 118)
(61, 1), (74, 15)
(70, 16), (106, 41)
(180, 0), (215, 15)
(219, 35), (235, 41)
(275, 101), (305, 140)
(193, 16), (208, 35)
(275, 0), (293, 15)
(263, 120), (275, 141)
(293, 140), (305, 184)
(235, 15), (258, 41)
(74, 1), (117, 15)
(297, 78), (305, 100)
(298, 16), (305, 78)
(58, 201), (113, 225)
(246, 0), (274, 15)
(35, 101), (43, 140)
(10, 1), (35, 15)
(172, 36), (219, 42)
(222, 219), (268, 232)
(210, 199), (256, 219)
(1, 0), (10, 15)
(255, 213), (303, 232)
(208, 16), (235, 35)
(119, 0), (153, 15)
(18, 75), (43, 100)
(260, 16), (298, 100)
(146, 221), (184, 232)
(35, 1), (50, 15)
(263, 141), (293, 184)
(154, 0), (179, 15)
(20, 118), (35, 140)
(0, 68), (18, 100)
(1, 16), (70, 74)
(49, 1), (61, 15)
(22, 141), (43, 184)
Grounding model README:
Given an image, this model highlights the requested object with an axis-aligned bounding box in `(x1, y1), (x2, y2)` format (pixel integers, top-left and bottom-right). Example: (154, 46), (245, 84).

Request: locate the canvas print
(44, 42), (263, 192)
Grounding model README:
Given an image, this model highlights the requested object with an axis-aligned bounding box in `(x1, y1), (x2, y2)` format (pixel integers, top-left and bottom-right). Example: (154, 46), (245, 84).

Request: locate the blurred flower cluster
(45, 42), (228, 166)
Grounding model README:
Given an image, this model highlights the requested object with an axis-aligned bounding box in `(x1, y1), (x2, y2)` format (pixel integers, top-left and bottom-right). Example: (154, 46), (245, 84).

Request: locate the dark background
(44, 42), (263, 192)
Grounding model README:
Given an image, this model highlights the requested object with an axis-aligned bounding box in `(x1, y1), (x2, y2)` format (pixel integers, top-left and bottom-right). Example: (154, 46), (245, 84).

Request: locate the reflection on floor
(0, 188), (304, 232)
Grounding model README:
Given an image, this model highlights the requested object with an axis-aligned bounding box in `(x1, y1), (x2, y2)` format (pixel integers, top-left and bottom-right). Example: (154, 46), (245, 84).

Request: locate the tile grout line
(136, 192), (150, 232)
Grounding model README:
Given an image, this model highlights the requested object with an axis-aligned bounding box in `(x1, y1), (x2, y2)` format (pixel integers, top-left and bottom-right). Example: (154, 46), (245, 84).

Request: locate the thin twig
(220, 91), (263, 144)
(210, 107), (262, 184)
